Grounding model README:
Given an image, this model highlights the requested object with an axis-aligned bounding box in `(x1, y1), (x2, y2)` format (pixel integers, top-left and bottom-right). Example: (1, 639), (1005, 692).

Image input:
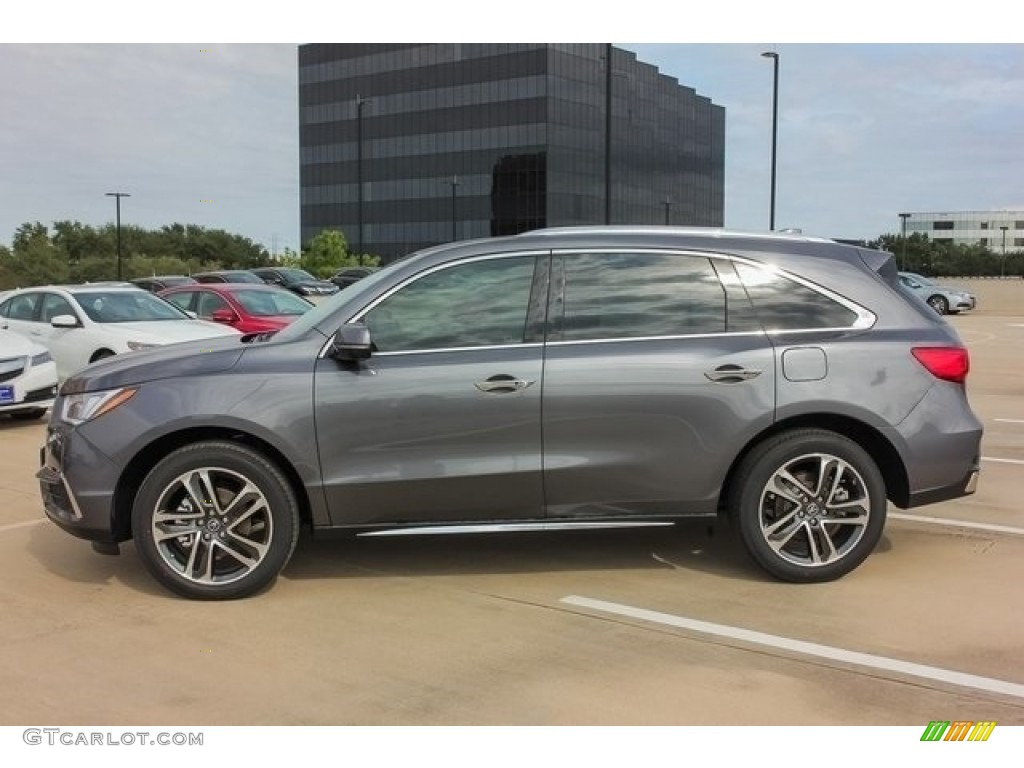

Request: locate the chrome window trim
(549, 247), (875, 332)
(318, 246), (875, 357)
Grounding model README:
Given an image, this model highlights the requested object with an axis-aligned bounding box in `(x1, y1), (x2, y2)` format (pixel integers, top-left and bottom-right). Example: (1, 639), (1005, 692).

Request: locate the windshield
(233, 289), (313, 317)
(73, 291), (190, 323)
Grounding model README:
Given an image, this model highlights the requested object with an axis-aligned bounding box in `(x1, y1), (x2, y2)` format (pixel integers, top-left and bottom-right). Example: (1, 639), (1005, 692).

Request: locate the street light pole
(356, 95), (371, 265)
(662, 198), (671, 225)
(899, 212), (911, 270)
(1001, 225), (1008, 277)
(761, 51), (779, 231)
(448, 176), (460, 241)
(105, 192), (130, 280)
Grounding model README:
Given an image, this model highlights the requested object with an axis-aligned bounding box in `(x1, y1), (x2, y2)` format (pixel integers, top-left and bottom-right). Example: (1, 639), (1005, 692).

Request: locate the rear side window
(1, 293), (39, 321)
(553, 252), (726, 341)
(733, 262), (858, 330)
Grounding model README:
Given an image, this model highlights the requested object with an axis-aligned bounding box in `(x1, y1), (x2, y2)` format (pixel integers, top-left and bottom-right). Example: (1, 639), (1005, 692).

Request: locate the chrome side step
(357, 520), (687, 537)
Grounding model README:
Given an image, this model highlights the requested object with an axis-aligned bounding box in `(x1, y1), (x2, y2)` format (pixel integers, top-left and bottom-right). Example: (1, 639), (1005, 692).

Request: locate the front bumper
(37, 422), (123, 543)
(0, 360), (57, 414)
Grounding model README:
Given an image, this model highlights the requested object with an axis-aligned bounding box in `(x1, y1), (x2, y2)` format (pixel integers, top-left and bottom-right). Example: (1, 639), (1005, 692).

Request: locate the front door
(314, 252), (549, 526)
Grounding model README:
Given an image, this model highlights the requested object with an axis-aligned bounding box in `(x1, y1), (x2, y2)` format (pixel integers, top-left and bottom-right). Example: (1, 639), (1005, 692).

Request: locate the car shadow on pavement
(283, 519), (779, 584)
(26, 525), (171, 598)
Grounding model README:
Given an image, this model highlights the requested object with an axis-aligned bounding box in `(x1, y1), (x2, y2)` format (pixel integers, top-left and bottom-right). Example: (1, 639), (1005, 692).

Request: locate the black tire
(729, 429), (886, 583)
(10, 408), (47, 420)
(927, 295), (949, 315)
(131, 441), (300, 600)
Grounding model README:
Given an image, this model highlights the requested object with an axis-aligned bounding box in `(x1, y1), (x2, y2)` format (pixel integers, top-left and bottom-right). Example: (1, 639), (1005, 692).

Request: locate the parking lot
(1, 312), (1022, 726)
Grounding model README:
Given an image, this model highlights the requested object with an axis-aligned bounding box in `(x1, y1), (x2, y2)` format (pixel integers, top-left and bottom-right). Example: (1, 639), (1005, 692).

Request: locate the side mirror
(329, 323), (372, 361)
(51, 314), (80, 329)
(210, 308), (238, 324)
(184, 310), (198, 319)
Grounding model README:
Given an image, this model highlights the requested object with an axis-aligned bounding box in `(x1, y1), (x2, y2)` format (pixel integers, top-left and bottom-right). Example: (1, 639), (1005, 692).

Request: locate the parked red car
(158, 283), (314, 334)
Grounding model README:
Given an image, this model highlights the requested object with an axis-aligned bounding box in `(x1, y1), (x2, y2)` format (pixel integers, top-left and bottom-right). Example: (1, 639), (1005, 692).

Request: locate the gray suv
(38, 227), (982, 599)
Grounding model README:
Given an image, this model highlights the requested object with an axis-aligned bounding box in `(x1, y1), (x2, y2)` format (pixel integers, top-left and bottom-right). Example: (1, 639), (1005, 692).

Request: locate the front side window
(734, 262), (859, 330)
(40, 293), (77, 323)
(554, 252), (727, 341)
(196, 291), (230, 318)
(362, 255), (536, 352)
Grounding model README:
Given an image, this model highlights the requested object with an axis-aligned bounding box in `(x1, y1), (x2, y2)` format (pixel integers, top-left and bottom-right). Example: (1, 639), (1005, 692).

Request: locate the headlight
(59, 388), (137, 425)
(127, 341), (157, 351)
(31, 351), (52, 366)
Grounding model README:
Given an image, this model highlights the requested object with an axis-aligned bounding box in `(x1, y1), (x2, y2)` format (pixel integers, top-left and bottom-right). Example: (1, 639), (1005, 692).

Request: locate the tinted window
(734, 263), (858, 330)
(363, 256), (535, 352)
(555, 252), (726, 341)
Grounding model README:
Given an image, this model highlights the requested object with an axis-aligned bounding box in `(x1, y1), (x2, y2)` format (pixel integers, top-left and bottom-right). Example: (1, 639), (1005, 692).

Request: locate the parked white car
(898, 272), (977, 315)
(0, 328), (58, 419)
(0, 285), (240, 380)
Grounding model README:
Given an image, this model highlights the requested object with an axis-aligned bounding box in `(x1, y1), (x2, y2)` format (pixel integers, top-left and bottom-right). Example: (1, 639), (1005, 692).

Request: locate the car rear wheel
(131, 441), (300, 600)
(927, 295), (949, 315)
(730, 429), (886, 582)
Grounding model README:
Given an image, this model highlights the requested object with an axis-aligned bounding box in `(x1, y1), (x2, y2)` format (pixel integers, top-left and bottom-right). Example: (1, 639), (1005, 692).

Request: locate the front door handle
(475, 374), (536, 394)
(704, 364), (763, 384)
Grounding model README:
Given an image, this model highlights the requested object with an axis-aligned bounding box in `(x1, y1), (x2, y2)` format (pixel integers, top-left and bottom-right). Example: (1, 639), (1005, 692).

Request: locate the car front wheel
(730, 429), (886, 582)
(131, 441), (300, 600)
(927, 295), (949, 315)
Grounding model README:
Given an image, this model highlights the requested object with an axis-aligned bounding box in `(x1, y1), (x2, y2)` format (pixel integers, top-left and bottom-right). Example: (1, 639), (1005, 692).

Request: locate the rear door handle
(704, 364), (762, 383)
(475, 374), (536, 394)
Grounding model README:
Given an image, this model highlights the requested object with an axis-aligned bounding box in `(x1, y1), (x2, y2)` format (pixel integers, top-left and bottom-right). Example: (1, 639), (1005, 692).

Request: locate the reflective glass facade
(903, 211), (1024, 248)
(299, 44), (725, 261)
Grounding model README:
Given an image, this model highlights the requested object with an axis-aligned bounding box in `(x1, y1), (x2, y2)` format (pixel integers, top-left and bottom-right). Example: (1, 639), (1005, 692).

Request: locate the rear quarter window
(733, 262), (859, 330)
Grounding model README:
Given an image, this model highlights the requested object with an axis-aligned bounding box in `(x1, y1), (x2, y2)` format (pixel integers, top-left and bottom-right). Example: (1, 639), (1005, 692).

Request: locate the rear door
(541, 250), (777, 517)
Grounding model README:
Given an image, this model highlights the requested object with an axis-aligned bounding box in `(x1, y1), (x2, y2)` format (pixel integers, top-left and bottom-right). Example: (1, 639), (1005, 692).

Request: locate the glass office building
(903, 211), (1024, 249)
(299, 44), (725, 261)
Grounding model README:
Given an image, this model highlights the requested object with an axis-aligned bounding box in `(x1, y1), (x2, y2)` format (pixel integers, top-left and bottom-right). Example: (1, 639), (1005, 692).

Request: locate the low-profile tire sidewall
(132, 441), (300, 600)
(733, 431), (887, 583)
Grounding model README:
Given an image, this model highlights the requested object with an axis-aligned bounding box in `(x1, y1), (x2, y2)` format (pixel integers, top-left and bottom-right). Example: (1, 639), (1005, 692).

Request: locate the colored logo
(920, 721), (996, 742)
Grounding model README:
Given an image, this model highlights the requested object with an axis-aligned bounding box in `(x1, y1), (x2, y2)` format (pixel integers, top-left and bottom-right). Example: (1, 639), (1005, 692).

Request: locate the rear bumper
(906, 467), (980, 508)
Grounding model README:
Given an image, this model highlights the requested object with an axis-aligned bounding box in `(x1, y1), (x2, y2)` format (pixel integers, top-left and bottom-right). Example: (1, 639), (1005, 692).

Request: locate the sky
(3, 5), (1023, 255)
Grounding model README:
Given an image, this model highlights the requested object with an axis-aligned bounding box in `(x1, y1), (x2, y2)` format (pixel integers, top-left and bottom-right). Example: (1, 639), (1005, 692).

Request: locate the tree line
(868, 232), (1023, 277)
(2, 220), (1020, 291)
(0, 222), (378, 290)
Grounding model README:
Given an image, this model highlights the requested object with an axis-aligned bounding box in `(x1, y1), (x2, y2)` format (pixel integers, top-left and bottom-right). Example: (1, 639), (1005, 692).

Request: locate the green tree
(302, 229), (350, 278)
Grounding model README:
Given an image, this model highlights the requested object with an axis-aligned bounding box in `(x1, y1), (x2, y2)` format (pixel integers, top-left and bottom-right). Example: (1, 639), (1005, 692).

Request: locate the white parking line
(560, 595), (1024, 700)
(982, 456), (1024, 465)
(994, 418), (1024, 424)
(0, 519), (45, 534)
(889, 512), (1024, 536)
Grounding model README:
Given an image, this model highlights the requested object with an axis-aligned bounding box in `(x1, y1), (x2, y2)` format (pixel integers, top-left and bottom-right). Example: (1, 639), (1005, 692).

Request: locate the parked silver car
(39, 228), (982, 599)
(898, 271), (976, 315)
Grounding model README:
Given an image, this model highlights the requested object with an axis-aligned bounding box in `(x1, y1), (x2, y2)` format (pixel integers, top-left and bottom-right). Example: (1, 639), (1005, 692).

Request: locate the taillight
(912, 346), (970, 383)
